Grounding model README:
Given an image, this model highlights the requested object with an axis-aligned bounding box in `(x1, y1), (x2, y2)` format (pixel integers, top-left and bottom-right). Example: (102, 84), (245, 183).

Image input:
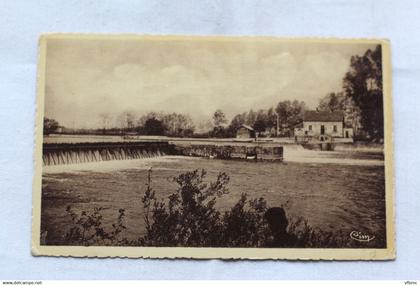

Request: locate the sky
(44, 36), (377, 129)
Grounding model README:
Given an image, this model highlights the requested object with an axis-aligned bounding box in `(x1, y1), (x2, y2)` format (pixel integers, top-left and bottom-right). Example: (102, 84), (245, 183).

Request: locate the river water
(41, 146), (386, 247)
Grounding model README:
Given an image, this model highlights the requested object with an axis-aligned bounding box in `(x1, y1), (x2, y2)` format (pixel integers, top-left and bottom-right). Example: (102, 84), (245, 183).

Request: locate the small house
(236, 124), (256, 139)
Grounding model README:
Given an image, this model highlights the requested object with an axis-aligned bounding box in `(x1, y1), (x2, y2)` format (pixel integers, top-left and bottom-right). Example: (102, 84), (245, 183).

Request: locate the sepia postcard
(32, 34), (395, 260)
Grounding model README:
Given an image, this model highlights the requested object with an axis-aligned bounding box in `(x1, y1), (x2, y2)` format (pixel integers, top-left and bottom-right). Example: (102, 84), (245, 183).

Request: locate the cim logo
(350, 231), (375, 242)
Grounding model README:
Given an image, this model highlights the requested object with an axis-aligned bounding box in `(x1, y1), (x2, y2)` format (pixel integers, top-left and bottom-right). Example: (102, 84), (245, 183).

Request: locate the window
(333, 125), (337, 132)
(308, 125), (312, 131)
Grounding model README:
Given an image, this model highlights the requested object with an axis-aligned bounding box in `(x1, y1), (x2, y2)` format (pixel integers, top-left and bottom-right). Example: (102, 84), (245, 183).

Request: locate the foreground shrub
(64, 206), (128, 246)
(139, 168), (273, 247)
(220, 194), (271, 247)
(139, 168), (226, 246)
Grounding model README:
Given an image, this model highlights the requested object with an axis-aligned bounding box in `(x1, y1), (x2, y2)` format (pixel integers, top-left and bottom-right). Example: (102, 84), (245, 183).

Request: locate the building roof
(239, 124), (255, 131)
(303, 111), (344, 122)
(293, 122), (303, 129)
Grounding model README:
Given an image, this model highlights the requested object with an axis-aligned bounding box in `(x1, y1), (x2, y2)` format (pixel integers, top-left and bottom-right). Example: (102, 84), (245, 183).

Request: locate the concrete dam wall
(42, 141), (284, 166)
(42, 142), (176, 166)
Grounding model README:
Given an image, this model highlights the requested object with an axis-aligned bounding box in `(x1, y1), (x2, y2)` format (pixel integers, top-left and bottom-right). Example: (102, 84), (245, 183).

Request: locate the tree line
(210, 100), (306, 138)
(43, 111), (196, 137)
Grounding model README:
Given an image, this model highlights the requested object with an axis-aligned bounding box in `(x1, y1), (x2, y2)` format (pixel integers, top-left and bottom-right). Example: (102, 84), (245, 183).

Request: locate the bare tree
(99, 113), (110, 130)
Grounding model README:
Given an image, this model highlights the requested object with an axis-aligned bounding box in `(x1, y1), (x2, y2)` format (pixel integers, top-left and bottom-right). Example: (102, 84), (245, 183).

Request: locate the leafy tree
(213, 109), (227, 127)
(228, 113), (247, 133)
(209, 110), (230, 138)
(253, 118), (267, 136)
(318, 92), (346, 112)
(266, 107), (277, 130)
(275, 100), (305, 136)
(43, 117), (60, 135)
(245, 109), (257, 126)
(289, 100), (306, 124)
(137, 112), (162, 127)
(343, 45), (383, 140)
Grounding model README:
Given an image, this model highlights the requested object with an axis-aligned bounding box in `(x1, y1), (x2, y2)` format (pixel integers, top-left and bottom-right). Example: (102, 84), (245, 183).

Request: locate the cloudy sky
(44, 37), (376, 128)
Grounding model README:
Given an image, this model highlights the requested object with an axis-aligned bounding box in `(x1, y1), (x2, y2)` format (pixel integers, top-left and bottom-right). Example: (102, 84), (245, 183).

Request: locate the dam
(42, 141), (176, 166)
(42, 140), (284, 166)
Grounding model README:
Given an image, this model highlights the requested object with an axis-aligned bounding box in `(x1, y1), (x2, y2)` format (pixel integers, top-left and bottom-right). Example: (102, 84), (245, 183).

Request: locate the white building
(294, 111), (353, 140)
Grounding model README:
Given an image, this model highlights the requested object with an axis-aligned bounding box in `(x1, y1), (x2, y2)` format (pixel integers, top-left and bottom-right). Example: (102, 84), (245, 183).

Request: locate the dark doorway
(320, 125), (325, 135)
(345, 131), (349, 138)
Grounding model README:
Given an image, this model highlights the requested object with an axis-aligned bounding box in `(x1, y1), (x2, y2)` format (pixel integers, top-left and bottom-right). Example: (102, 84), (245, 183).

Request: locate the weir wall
(42, 141), (285, 166)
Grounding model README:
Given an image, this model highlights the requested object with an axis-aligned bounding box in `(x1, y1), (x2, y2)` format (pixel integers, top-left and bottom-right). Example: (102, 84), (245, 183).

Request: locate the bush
(64, 206), (128, 246)
(221, 194), (271, 247)
(139, 169), (223, 246)
(140, 168), (292, 247)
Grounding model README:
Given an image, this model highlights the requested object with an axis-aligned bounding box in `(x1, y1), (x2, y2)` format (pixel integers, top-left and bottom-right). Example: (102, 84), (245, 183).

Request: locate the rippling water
(41, 148), (386, 247)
